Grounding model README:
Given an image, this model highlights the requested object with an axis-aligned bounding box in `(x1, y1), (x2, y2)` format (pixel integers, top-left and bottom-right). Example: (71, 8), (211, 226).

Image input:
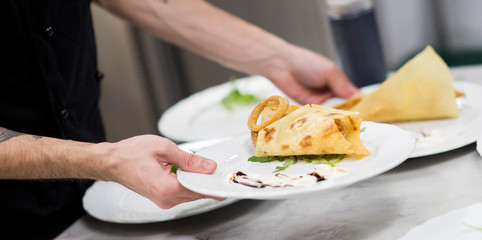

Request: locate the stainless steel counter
(57, 65), (482, 240)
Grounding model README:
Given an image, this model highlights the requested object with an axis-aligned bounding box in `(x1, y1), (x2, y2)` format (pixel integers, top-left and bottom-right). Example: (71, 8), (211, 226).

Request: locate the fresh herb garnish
(220, 78), (261, 110)
(464, 222), (482, 230)
(360, 127), (367, 133)
(274, 158), (297, 172)
(248, 154), (346, 172)
(248, 155), (283, 163)
(170, 164), (179, 174)
(302, 154), (346, 167)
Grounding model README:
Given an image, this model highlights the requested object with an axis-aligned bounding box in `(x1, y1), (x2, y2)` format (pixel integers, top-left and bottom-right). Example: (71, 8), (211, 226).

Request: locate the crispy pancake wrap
(248, 96), (370, 158)
(335, 46), (463, 122)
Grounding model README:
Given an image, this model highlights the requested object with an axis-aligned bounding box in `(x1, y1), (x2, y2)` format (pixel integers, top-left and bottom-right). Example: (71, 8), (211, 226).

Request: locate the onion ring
(250, 131), (258, 147)
(248, 95), (289, 132)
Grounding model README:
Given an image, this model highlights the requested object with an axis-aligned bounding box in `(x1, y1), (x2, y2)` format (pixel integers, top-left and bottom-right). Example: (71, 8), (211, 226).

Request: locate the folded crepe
(249, 98), (370, 158)
(335, 46), (461, 122)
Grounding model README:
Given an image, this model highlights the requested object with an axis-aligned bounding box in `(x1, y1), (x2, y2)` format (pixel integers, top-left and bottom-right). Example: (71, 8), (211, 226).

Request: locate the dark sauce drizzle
(308, 172), (326, 182)
(231, 171), (326, 188)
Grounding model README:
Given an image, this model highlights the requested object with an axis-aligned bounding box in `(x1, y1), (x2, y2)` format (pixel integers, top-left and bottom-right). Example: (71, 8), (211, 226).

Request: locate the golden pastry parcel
(248, 95), (370, 158)
(335, 46), (464, 122)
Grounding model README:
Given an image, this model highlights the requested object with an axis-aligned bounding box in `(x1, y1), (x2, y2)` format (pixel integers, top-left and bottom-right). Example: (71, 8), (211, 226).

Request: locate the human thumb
(173, 150), (217, 174)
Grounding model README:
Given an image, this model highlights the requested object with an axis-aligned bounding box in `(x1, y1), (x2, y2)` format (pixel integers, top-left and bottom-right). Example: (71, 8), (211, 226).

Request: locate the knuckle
(184, 153), (198, 170)
(156, 138), (173, 153)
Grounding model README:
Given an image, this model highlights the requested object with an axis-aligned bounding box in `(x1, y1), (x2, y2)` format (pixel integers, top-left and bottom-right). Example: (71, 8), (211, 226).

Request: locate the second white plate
(158, 76), (287, 142)
(324, 81), (482, 158)
(400, 203), (482, 240)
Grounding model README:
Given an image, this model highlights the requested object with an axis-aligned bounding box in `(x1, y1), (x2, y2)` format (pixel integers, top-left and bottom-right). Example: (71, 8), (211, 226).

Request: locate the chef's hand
(263, 45), (359, 105)
(97, 135), (221, 209)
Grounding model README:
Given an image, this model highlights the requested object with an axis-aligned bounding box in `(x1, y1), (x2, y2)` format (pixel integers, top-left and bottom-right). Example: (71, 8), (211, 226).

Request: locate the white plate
(477, 138), (482, 158)
(82, 182), (238, 223)
(82, 139), (237, 223)
(158, 75), (288, 142)
(177, 122), (415, 199)
(400, 203), (482, 240)
(323, 81), (482, 158)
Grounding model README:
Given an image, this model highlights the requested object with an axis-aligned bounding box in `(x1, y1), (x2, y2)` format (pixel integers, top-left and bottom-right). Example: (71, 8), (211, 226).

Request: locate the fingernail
(203, 160), (216, 171)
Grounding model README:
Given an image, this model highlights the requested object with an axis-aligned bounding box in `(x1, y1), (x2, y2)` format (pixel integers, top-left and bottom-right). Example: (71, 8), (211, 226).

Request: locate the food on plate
(248, 96), (370, 158)
(220, 78), (261, 110)
(227, 95), (370, 185)
(335, 46), (464, 122)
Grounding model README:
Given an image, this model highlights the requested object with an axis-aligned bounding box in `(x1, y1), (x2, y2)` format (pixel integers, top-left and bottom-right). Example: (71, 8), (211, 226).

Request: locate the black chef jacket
(0, 1), (105, 239)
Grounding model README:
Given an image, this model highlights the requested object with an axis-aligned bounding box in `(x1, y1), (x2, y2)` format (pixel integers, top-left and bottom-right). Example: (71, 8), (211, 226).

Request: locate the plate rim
(83, 181), (239, 223)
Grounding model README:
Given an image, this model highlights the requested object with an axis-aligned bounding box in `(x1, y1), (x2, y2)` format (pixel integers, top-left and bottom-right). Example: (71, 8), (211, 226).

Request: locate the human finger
(326, 65), (359, 98)
(153, 174), (225, 209)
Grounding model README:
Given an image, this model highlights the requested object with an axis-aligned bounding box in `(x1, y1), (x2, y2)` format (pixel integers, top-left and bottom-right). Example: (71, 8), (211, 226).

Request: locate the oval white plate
(158, 75), (288, 142)
(324, 81), (482, 158)
(83, 182), (238, 224)
(400, 203), (482, 240)
(177, 122), (415, 199)
(83, 139), (237, 223)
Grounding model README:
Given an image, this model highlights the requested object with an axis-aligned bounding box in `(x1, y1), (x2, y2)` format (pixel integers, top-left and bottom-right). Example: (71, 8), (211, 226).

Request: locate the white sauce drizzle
(410, 129), (446, 145)
(228, 164), (347, 188)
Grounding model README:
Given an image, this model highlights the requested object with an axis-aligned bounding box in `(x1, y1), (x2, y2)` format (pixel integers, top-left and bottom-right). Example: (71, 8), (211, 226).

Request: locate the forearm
(95, 0), (357, 105)
(0, 127), (110, 180)
(95, 0), (295, 77)
(0, 126), (221, 208)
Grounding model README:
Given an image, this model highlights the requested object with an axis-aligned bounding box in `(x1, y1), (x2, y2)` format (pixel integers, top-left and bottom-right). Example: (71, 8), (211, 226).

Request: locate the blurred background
(91, 0), (482, 142)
